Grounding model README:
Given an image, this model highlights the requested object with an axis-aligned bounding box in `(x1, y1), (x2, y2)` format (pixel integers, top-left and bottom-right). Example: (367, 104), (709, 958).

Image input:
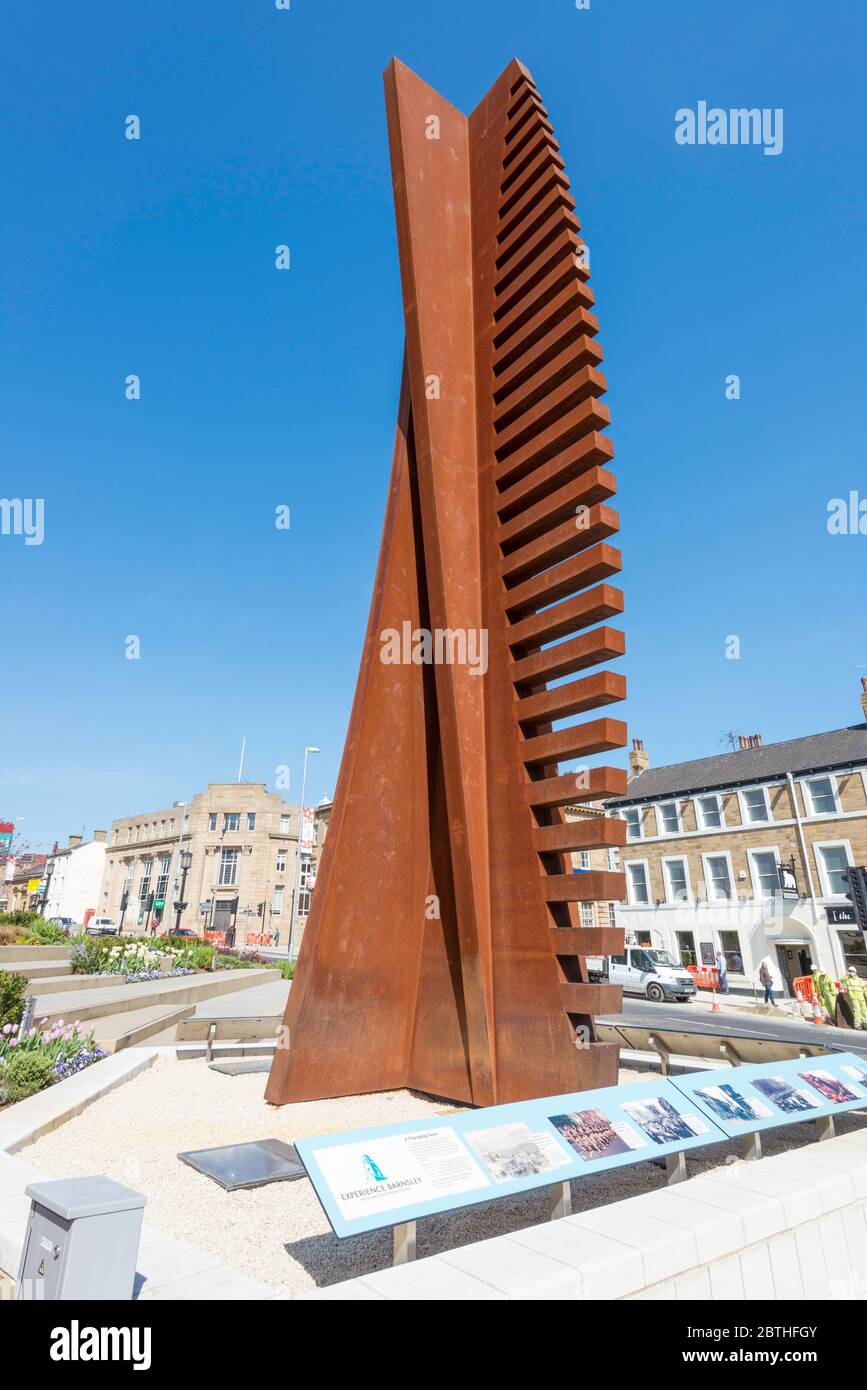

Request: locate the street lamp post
(174, 850), (192, 934)
(287, 745), (319, 962)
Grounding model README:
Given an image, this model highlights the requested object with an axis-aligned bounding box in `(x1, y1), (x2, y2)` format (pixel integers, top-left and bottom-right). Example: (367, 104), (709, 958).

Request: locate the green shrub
(3, 1051), (54, 1103)
(22, 919), (67, 945)
(0, 911), (44, 928)
(0, 971), (27, 1028)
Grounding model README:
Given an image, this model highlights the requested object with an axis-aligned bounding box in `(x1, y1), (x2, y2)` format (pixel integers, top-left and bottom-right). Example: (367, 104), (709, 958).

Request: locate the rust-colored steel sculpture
(266, 58), (627, 1108)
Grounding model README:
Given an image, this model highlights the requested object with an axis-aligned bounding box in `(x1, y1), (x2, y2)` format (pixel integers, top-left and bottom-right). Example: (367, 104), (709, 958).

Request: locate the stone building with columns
(98, 783), (328, 944)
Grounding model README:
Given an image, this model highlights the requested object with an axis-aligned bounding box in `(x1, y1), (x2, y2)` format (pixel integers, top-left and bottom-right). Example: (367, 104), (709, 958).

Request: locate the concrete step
(90, 1004), (196, 1053)
(31, 967), (275, 1026)
(0, 944), (72, 963)
(4, 960), (74, 982)
(23, 971), (146, 997)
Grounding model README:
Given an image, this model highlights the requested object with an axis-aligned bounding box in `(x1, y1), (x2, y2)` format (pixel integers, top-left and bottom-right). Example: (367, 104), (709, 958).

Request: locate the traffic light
(846, 866), (867, 934)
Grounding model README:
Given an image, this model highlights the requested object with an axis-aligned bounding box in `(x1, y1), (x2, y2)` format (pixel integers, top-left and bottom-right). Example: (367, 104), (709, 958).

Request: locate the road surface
(602, 996), (867, 1057)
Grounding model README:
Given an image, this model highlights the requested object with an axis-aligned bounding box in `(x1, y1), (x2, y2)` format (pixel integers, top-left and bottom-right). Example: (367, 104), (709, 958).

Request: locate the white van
(588, 946), (696, 1003)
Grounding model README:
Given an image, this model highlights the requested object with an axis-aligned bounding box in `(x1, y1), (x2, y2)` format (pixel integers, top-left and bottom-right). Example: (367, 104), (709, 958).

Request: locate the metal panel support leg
(666, 1152), (688, 1185)
(393, 1221), (416, 1265)
(741, 1131), (763, 1162)
(816, 1115), (836, 1142)
(548, 1181), (572, 1221)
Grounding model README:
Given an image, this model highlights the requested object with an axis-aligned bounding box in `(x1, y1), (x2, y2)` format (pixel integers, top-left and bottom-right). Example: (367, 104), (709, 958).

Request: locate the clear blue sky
(3, 0), (865, 851)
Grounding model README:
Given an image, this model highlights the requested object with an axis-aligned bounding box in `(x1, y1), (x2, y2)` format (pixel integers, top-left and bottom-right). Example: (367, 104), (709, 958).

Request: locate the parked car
(587, 947), (696, 1003)
(47, 916), (75, 934)
(160, 927), (197, 938)
(86, 916), (119, 936)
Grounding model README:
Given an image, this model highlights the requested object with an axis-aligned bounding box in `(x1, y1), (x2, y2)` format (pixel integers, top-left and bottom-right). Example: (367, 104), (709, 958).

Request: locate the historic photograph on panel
(620, 1096), (699, 1146)
(464, 1123), (568, 1183)
(798, 1071), (860, 1105)
(693, 1084), (773, 1124)
(549, 1109), (634, 1162)
(752, 1076), (821, 1114)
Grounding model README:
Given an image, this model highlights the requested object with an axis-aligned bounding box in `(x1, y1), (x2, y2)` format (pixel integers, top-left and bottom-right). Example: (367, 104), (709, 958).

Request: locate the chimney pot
(629, 738), (650, 778)
(739, 736), (749, 750)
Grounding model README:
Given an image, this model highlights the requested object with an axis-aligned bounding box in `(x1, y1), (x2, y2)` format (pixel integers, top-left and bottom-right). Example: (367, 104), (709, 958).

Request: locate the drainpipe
(787, 773), (818, 906)
(786, 772), (839, 976)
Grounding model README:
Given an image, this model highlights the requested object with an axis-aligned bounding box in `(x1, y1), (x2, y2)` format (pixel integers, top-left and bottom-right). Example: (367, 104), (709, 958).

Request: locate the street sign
(153, 899), (165, 910)
(828, 905), (857, 926)
(778, 859), (798, 899)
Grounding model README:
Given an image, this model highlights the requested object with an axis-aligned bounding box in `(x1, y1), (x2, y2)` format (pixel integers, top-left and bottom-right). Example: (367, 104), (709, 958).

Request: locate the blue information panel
(295, 1078), (724, 1239)
(671, 1050), (867, 1136)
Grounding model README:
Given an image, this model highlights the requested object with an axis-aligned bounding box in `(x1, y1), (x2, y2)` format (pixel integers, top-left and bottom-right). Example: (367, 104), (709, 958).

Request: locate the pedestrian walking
(844, 967), (867, 1030)
(273, 926), (280, 950)
(715, 949), (728, 995)
(758, 957), (777, 1007)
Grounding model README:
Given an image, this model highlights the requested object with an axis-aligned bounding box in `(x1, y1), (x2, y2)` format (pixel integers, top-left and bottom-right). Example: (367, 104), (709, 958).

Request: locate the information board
(294, 1078), (723, 1239)
(670, 1050), (867, 1136)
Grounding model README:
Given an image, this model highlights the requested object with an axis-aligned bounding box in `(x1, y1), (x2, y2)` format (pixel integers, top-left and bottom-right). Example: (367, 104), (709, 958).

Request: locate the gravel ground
(19, 1054), (867, 1295)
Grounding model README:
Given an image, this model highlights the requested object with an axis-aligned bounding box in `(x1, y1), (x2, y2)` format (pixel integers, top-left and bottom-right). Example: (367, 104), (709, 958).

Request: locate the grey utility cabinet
(17, 1175), (145, 1300)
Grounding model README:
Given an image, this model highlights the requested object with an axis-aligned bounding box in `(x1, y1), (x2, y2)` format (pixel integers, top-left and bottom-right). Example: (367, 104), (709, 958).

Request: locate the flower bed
(0, 1018), (106, 1107)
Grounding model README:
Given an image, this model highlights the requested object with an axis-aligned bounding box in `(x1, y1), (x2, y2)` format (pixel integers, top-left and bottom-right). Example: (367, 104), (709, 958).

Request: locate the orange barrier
(792, 975), (814, 1003)
(686, 964), (720, 991)
(204, 930), (226, 946)
(245, 932), (271, 946)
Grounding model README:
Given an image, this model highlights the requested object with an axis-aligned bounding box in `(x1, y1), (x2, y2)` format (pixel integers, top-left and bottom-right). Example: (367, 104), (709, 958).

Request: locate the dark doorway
(775, 944), (812, 997)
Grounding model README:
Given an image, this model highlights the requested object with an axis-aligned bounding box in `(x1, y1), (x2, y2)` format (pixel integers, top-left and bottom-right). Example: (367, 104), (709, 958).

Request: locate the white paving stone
(438, 1233), (582, 1300)
(708, 1253), (746, 1299)
(767, 1231), (805, 1299)
(509, 1218), (644, 1299)
(624, 1188), (746, 1263)
(793, 1221), (831, 1299)
(362, 1259), (507, 1301)
(572, 1205), (697, 1285)
(738, 1244), (775, 1299)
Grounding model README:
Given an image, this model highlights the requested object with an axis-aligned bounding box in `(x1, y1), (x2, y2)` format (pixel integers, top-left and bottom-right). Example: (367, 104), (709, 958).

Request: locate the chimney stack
(738, 734), (763, 750)
(68, 834), (82, 848)
(629, 737), (649, 779)
(861, 677), (867, 723)
(93, 829), (107, 843)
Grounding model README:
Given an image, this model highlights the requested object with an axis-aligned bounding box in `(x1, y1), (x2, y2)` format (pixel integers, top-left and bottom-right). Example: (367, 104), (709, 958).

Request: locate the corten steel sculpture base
(266, 58), (627, 1108)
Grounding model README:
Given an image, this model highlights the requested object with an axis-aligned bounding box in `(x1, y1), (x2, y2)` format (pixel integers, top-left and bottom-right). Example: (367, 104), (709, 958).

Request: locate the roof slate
(611, 724), (867, 805)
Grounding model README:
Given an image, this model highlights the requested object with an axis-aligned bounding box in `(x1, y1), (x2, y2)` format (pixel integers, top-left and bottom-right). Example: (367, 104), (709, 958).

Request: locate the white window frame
(702, 850), (736, 902)
(655, 801), (682, 837)
(622, 808), (643, 842)
(661, 855), (691, 904)
(272, 886), (284, 915)
(695, 792), (725, 831)
(218, 847), (239, 886)
(814, 839), (854, 899)
(624, 858), (651, 907)
(580, 902), (594, 928)
(280, 815), (290, 834)
(738, 785), (771, 825)
(747, 844), (781, 900)
(802, 774), (841, 818)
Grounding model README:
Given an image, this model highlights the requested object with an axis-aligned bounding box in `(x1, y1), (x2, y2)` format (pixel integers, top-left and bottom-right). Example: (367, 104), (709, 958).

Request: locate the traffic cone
(812, 994), (824, 1025)
(711, 987), (720, 1013)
